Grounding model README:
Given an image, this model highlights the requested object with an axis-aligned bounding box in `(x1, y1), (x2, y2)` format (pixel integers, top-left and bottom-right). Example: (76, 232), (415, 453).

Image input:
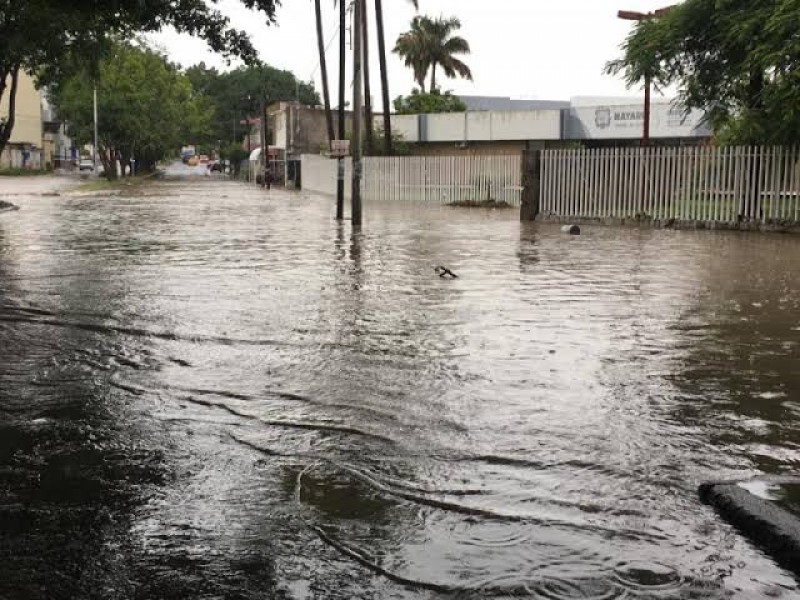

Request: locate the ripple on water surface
(0, 179), (798, 598)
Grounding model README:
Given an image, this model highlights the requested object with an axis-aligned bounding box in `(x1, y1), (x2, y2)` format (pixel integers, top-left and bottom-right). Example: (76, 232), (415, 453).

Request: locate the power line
(308, 15), (342, 80)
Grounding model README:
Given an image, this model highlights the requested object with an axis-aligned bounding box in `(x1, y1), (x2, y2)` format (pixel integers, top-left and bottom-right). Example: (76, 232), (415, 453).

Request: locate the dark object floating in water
(434, 266), (458, 279)
(0, 200), (19, 212)
(561, 224), (581, 235)
(699, 478), (800, 577)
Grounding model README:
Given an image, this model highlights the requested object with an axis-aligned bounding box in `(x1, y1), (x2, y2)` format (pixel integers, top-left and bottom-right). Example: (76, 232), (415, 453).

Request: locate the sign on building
(566, 102), (711, 140)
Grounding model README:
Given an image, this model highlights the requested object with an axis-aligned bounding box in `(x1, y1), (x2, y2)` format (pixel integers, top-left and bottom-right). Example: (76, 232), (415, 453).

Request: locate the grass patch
(73, 172), (160, 194)
(448, 199), (514, 209)
(0, 168), (50, 177)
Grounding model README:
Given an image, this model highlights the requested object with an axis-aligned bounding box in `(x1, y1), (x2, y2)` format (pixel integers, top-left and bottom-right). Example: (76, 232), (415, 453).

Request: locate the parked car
(78, 158), (94, 171)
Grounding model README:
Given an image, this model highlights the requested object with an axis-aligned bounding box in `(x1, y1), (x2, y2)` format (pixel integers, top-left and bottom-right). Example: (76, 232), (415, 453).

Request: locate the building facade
(0, 71), (44, 169)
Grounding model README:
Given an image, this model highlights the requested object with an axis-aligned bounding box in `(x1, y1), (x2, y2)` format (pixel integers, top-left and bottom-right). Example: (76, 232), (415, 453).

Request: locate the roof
(458, 95), (570, 112)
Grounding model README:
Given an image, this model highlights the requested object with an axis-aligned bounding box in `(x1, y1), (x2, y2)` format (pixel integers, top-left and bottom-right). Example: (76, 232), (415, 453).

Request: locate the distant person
(264, 164), (272, 190)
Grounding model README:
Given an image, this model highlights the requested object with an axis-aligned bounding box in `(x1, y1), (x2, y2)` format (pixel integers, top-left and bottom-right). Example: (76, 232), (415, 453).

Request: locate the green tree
(220, 141), (250, 177)
(393, 15), (472, 93)
(51, 43), (213, 179)
(184, 63), (319, 149)
(393, 89), (466, 114)
(0, 0), (280, 158)
(606, 0), (800, 145)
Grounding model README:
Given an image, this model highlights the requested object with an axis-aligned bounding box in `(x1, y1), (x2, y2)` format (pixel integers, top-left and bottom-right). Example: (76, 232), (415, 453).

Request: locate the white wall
(394, 109), (562, 144)
(489, 110), (561, 141)
(391, 115), (418, 142)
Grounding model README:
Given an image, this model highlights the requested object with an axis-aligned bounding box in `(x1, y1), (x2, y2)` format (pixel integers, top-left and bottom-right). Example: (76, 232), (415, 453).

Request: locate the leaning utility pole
(351, 0), (364, 226)
(336, 0), (347, 220)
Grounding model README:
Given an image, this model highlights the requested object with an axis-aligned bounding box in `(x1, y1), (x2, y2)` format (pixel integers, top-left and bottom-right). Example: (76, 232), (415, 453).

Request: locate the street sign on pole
(330, 139), (350, 158)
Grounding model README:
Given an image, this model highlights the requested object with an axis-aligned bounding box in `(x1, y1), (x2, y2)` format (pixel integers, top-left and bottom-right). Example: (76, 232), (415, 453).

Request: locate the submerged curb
(699, 480), (800, 577)
(536, 215), (800, 234)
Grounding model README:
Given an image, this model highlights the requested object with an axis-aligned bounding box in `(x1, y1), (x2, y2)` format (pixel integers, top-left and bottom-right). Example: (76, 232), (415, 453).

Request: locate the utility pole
(260, 95), (268, 188)
(93, 85), (99, 170)
(336, 0), (347, 220)
(247, 121), (252, 183)
(351, 0), (364, 226)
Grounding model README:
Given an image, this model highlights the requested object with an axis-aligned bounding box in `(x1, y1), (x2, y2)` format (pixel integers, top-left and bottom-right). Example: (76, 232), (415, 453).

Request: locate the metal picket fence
(302, 154), (522, 206)
(541, 146), (800, 223)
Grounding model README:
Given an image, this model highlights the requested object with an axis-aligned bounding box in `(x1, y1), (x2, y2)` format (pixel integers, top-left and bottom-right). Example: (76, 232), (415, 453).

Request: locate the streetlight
(617, 6), (674, 146)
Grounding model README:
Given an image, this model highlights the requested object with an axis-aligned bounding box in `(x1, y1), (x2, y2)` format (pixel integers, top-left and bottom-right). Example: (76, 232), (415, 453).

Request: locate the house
(41, 95), (75, 169)
(0, 70), (44, 169)
(246, 102), (355, 186)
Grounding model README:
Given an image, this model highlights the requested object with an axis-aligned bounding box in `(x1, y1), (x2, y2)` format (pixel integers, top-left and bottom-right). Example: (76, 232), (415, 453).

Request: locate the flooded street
(1, 175), (799, 599)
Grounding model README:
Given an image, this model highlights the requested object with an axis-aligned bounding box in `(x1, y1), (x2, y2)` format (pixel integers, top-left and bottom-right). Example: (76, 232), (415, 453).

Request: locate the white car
(78, 158), (94, 171)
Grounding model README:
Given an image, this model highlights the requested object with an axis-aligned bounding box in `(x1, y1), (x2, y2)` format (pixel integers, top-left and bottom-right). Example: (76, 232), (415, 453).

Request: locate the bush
(393, 89), (466, 115)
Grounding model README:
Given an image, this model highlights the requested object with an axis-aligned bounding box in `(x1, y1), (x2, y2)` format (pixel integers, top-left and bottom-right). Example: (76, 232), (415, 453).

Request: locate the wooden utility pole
(336, 0), (347, 220)
(351, 0), (363, 226)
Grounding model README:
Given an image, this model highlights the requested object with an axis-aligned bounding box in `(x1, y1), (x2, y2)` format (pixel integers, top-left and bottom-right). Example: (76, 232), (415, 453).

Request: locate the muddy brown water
(1, 176), (799, 599)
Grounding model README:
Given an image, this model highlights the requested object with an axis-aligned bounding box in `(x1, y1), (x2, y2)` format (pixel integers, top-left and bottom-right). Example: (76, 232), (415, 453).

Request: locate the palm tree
(425, 16), (472, 92)
(362, 0), (374, 155)
(393, 15), (472, 93)
(375, 0), (418, 155)
(314, 0), (334, 144)
(393, 15), (430, 92)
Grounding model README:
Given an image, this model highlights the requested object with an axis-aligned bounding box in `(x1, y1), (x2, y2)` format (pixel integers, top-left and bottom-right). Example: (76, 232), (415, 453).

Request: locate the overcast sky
(151, 0), (676, 103)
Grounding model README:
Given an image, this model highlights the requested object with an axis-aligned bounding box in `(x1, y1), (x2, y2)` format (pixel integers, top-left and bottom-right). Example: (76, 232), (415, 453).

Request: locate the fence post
(520, 149), (542, 221)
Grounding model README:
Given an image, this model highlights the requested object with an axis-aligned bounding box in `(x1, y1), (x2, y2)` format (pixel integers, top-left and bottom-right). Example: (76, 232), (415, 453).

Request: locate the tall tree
(314, 0), (335, 145)
(393, 16), (431, 92)
(51, 43), (213, 178)
(393, 15), (472, 93)
(362, 0), (374, 155)
(184, 63), (318, 150)
(374, 0), (419, 155)
(0, 0), (280, 158)
(606, 0), (800, 145)
(423, 16), (472, 92)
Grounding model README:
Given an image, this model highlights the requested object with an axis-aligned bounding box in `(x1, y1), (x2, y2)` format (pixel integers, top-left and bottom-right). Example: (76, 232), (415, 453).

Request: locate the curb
(699, 480), (800, 577)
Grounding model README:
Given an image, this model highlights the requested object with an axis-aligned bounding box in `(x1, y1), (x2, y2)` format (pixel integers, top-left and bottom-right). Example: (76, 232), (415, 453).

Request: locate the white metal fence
(541, 146), (800, 223)
(302, 154), (522, 206)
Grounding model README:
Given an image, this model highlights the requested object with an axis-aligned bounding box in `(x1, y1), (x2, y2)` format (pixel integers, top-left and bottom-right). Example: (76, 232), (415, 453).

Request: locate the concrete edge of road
(699, 479), (800, 577)
(535, 215), (800, 234)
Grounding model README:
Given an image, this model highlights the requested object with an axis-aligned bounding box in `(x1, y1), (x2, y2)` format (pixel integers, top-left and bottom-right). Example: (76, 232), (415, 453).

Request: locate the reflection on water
(0, 179), (799, 599)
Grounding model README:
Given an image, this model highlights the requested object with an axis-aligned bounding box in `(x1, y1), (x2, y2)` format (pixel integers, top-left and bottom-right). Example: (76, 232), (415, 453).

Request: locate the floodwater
(1, 175), (799, 599)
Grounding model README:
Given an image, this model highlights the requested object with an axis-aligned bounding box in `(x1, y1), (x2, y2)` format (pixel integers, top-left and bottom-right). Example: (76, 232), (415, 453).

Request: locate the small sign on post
(330, 139), (350, 158)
